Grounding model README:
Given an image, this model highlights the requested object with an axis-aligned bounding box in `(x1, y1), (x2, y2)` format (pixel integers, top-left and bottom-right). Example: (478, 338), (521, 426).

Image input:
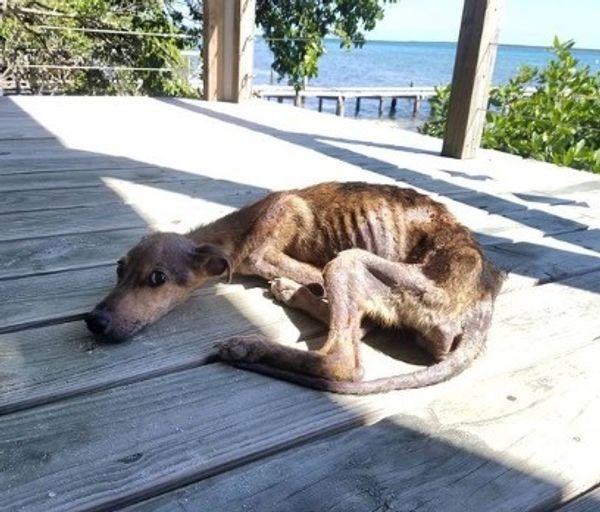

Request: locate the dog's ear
(194, 244), (232, 283)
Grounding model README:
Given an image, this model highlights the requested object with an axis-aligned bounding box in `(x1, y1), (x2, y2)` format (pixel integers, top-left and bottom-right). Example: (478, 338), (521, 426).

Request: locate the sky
(369, 0), (600, 49)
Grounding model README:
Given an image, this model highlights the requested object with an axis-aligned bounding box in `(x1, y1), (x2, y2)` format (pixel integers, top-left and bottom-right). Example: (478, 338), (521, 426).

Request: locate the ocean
(252, 39), (600, 126)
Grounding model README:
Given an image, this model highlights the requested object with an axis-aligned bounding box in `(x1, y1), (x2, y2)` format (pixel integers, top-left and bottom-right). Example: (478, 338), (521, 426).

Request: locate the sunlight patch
(102, 177), (234, 233)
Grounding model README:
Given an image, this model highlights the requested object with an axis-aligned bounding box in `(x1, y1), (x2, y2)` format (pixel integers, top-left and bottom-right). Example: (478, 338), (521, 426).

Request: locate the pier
(253, 85), (436, 117)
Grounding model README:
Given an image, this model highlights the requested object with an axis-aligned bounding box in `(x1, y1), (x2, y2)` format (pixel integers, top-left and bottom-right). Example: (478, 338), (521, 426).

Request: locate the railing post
(203, 0), (255, 102)
(442, 0), (504, 159)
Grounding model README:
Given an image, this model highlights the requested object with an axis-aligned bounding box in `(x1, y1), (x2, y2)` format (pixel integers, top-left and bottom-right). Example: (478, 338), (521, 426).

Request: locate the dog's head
(85, 232), (231, 341)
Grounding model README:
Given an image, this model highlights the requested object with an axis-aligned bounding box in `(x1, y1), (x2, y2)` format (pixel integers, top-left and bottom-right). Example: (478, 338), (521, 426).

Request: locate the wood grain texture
(0, 364), (380, 512)
(0, 176), (265, 213)
(5, 272), (600, 512)
(2, 203), (146, 242)
(442, 0), (504, 158)
(2, 95), (600, 512)
(0, 228), (147, 279)
(485, 238), (600, 291)
(128, 332), (600, 512)
(0, 166), (208, 191)
(0, 153), (148, 175)
(0, 283), (324, 414)
(559, 487), (600, 512)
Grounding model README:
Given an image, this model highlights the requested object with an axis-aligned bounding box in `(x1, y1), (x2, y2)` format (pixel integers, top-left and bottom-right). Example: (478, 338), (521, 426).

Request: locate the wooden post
(412, 96), (421, 117)
(336, 96), (345, 117)
(355, 97), (361, 115)
(378, 97), (383, 117)
(203, 0), (256, 102)
(442, 0), (504, 159)
(318, 97), (323, 112)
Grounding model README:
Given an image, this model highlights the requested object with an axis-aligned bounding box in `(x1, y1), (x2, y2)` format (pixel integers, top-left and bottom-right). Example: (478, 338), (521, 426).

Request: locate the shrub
(420, 38), (600, 173)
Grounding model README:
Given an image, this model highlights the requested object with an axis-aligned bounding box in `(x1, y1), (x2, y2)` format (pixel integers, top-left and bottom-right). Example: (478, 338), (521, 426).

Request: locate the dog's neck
(186, 199), (266, 267)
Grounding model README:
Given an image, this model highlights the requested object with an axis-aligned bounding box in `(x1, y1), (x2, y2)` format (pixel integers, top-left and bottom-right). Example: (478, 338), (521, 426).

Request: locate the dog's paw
(270, 277), (302, 304)
(216, 335), (267, 363)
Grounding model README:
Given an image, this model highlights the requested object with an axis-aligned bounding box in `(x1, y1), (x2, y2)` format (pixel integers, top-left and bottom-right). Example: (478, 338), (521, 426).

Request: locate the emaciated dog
(86, 182), (505, 394)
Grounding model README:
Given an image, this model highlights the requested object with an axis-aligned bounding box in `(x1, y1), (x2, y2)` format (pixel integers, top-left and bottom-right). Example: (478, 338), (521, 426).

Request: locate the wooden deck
(1, 95), (600, 512)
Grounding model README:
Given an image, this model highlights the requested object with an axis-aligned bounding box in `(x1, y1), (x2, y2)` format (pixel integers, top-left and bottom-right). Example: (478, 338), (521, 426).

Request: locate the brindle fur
(86, 182), (505, 394)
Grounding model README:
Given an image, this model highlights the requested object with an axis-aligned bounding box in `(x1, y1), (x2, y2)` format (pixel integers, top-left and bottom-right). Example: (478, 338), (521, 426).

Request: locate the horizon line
(256, 35), (600, 52)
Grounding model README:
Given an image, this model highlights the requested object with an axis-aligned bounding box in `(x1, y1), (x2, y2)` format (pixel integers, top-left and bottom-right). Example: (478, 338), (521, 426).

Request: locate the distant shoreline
(271, 37), (600, 53)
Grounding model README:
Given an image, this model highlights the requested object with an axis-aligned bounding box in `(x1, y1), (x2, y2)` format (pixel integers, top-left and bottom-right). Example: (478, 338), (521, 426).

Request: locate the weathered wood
(253, 85), (437, 100)
(2, 267), (598, 424)
(0, 166), (241, 191)
(559, 487), (600, 512)
(412, 95), (421, 116)
(0, 266), (115, 333)
(485, 238), (600, 291)
(1, 95), (600, 512)
(0, 154), (149, 175)
(442, 0), (505, 158)
(130, 340), (600, 512)
(0, 176), (266, 212)
(1, 203), (146, 242)
(335, 96), (345, 117)
(203, 0), (255, 102)
(0, 228), (147, 279)
(3, 271), (600, 511)
(0, 284), (323, 414)
(0, 364), (378, 512)
(1, 178), (267, 242)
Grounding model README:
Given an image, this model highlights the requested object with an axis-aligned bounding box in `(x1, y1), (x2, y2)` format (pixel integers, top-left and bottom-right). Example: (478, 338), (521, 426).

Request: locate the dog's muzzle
(85, 307), (110, 335)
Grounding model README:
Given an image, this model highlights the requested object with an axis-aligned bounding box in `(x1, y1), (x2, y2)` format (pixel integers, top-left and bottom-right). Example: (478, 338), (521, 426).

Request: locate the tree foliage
(1, 0), (395, 96)
(0, 0), (198, 96)
(420, 39), (600, 173)
(256, 0), (397, 91)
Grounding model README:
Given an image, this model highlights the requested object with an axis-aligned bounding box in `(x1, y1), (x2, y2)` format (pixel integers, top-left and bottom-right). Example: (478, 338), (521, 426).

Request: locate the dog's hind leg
(219, 248), (455, 382)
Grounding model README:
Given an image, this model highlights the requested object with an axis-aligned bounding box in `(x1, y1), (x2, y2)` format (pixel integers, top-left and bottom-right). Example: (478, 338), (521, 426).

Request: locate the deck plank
(0, 155), (149, 174)
(129, 340), (600, 512)
(2, 271), (600, 512)
(1, 189), (589, 244)
(0, 176), (265, 213)
(2, 96), (600, 512)
(2, 267), (598, 417)
(559, 487), (600, 512)
(0, 166), (211, 191)
(0, 228), (146, 279)
(0, 364), (378, 512)
(1, 203), (146, 242)
(0, 284), (323, 414)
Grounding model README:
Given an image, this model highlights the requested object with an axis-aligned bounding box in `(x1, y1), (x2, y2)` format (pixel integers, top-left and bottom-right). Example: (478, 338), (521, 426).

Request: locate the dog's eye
(148, 270), (167, 287)
(116, 260), (125, 279)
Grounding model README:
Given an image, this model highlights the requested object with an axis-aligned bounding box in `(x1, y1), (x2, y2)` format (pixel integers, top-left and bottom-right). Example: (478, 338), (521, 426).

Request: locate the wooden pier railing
(252, 85), (436, 117)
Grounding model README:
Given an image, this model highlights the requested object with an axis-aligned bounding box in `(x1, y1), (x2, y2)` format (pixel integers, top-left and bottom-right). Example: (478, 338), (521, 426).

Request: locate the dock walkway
(253, 85), (436, 116)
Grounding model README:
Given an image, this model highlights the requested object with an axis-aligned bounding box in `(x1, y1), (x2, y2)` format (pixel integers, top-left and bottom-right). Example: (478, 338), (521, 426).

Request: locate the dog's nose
(85, 310), (110, 334)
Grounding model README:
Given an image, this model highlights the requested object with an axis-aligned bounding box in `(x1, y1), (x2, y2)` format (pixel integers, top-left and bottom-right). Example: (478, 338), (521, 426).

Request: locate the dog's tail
(234, 301), (493, 395)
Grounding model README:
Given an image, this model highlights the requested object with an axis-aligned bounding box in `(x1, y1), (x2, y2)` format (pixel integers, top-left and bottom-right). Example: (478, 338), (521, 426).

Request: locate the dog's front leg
(241, 248), (324, 288)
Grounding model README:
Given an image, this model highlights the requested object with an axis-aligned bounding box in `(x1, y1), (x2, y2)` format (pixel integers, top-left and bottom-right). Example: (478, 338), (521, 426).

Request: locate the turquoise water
(253, 39), (600, 123)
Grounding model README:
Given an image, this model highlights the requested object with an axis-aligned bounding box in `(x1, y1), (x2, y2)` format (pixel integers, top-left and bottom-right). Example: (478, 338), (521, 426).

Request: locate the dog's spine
(233, 301), (493, 395)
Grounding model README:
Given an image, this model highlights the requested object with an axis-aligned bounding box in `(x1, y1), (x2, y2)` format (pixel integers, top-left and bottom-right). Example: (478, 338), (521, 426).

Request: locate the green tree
(0, 0), (197, 96)
(420, 39), (600, 173)
(2, 1), (396, 97)
(256, 0), (398, 91)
